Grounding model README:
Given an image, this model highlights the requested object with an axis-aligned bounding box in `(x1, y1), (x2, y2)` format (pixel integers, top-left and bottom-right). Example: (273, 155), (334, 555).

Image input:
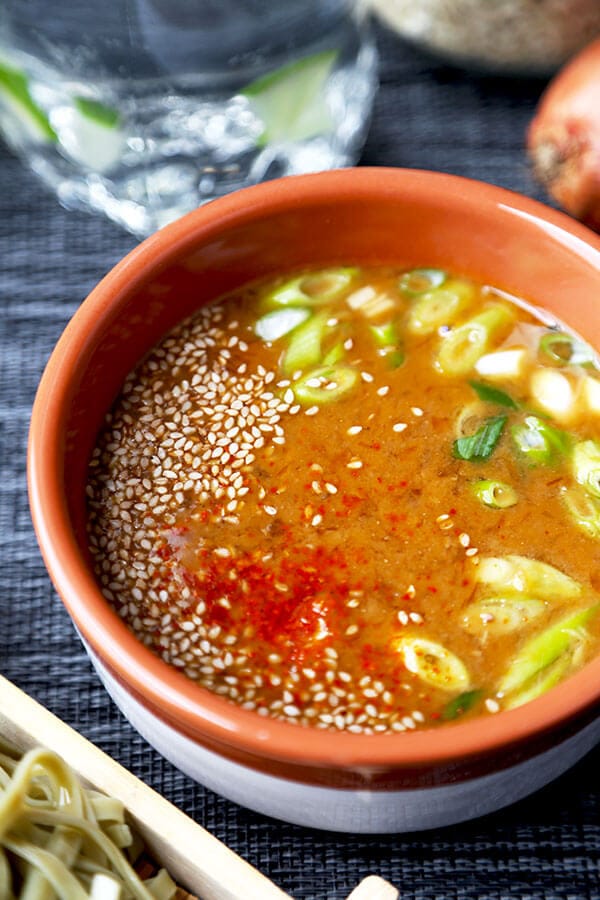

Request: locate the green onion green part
(322, 341), (345, 366)
(368, 321), (405, 368)
(442, 689), (483, 721)
(561, 487), (600, 540)
(292, 364), (358, 405)
(505, 653), (571, 710)
(539, 331), (596, 367)
(499, 604), (598, 695)
(453, 415), (507, 462)
(436, 305), (514, 376)
(264, 268), (356, 309)
(369, 321), (398, 348)
(472, 479), (518, 508)
(241, 49), (338, 145)
(469, 381), (518, 409)
(398, 268), (447, 296)
(406, 279), (474, 335)
(572, 440), (600, 498)
(511, 415), (570, 466)
(74, 96), (120, 129)
(0, 60), (57, 142)
(385, 349), (405, 369)
(281, 312), (329, 375)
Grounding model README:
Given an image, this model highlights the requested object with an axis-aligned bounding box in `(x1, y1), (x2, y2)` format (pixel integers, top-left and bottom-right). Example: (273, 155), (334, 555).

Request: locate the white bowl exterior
(86, 643), (600, 833)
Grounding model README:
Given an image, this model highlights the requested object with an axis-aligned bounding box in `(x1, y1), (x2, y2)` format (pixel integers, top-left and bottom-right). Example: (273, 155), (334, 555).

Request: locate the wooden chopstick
(0, 674), (398, 899)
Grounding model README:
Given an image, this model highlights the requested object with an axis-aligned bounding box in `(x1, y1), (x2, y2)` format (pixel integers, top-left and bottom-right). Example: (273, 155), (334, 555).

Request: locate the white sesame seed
(347, 459), (363, 470)
(392, 422), (407, 433)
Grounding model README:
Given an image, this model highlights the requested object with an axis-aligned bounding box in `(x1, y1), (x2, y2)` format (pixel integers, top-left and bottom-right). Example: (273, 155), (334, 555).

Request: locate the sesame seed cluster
(86, 292), (441, 734)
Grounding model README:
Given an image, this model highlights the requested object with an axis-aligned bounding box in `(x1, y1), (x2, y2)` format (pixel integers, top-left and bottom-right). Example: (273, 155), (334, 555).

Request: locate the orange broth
(87, 266), (600, 732)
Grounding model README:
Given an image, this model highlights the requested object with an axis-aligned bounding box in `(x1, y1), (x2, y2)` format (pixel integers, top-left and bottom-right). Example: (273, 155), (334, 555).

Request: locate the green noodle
(0, 743), (177, 899)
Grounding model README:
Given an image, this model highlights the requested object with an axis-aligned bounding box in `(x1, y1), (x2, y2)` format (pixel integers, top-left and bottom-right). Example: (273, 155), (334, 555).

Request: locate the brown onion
(528, 36), (600, 232)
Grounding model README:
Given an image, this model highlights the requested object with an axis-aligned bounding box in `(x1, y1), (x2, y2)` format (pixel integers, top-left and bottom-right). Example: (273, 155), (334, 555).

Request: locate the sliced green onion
(572, 440), (600, 498)
(385, 349), (405, 369)
(74, 96), (120, 128)
(281, 312), (329, 375)
(454, 401), (487, 439)
(441, 689), (483, 721)
(322, 341), (345, 365)
(406, 279), (474, 335)
(472, 479), (518, 508)
(462, 597), (545, 637)
(255, 307), (310, 342)
(264, 268), (356, 309)
(453, 415), (507, 462)
(510, 415), (570, 466)
(241, 49), (338, 145)
(505, 653), (571, 710)
(499, 604), (598, 695)
(561, 487), (600, 539)
(398, 268), (447, 296)
(369, 321), (405, 368)
(369, 321), (398, 347)
(469, 381), (518, 409)
(436, 305), (514, 376)
(0, 60), (57, 142)
(395, 637), (470, 691)
(539, 331), (596, 367)
(292, 364), (358, 405)
(474, 555), (581, 601)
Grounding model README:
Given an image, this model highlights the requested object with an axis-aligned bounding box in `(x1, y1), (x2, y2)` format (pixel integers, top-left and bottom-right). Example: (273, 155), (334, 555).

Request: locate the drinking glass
(0, 1), (377, 236)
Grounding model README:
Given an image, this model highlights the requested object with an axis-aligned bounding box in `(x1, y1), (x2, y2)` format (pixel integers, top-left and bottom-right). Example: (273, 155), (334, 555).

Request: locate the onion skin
(528, 37), (600, 232)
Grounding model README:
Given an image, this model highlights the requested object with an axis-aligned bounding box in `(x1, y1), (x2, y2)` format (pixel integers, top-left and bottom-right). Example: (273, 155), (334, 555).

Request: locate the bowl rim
(28, 167), (600, 770)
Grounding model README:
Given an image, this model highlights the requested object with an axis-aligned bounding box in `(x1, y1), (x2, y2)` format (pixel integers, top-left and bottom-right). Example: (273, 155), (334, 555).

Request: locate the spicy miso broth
(86, 266), (600, 732)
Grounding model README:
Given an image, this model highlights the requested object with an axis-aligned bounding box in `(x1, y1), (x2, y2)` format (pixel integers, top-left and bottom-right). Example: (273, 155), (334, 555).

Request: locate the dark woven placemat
(1, 22), (598, 900)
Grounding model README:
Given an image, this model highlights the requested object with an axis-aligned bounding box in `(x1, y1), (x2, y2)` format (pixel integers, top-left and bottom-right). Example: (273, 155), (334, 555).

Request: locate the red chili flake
(173, 543), (357, 666)
(342, 494), (363, 509)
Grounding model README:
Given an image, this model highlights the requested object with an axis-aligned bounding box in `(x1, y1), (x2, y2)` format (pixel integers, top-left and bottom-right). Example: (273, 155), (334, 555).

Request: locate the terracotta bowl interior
(29, 169), (600, 773)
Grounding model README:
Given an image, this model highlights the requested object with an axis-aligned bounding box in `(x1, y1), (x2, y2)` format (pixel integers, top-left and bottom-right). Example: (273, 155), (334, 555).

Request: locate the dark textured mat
(1, 22), (598, 900)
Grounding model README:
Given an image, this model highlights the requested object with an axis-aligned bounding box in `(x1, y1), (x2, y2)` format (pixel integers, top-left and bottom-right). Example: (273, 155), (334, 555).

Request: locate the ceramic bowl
(28, 168), (600, 833)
